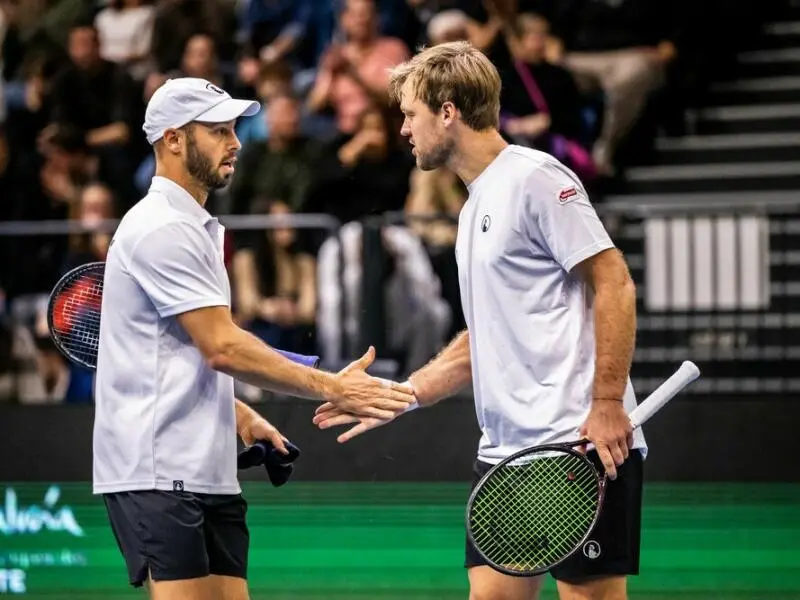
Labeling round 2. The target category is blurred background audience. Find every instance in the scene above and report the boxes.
[0,0,780,403]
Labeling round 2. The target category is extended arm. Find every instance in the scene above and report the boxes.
[178,305,334,400]
[131,221,415,419]
[408,329,471,406]
[313,329,472,441]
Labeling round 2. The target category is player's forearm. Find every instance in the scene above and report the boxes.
[235,398,260,434]
[592,279,637,401]
[210,328,339,401]
[408,330,472,406]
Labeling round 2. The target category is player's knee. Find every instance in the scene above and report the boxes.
[556,575,627,600]
[606,54,662,99]
[147,576,215,600]
[468,566,542,600]
[469,589,525,600]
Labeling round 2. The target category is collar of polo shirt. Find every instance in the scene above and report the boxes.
[149,176,214,226]
[142,77,261,145]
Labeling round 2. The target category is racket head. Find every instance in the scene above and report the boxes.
[46,262,105,370]
[466,443,605,577]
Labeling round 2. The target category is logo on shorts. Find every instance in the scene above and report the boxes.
[583,540,601,559]
[173,480,184,492]
[481,215,491,232]
[206,82,224,95]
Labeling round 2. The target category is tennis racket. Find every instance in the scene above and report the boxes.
[47,261,321,370]
[466,360,700,577]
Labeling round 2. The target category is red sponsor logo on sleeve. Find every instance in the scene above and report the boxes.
[559,186,579,203]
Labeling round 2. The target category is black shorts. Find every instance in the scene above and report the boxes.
[465,449,643,583]
[103,490,249,587]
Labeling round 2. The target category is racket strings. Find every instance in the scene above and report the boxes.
[473,461,582,568]
[50,270,104,367]
[469,451,599,573]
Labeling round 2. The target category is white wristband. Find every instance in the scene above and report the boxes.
[403,380,419,413]
[377,378,420,414]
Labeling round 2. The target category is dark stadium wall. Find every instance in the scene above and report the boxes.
[0,394,797,483]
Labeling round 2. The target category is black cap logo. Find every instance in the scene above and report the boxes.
[206,83,224,95]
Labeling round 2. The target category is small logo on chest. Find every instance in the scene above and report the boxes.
[480,215,491,232]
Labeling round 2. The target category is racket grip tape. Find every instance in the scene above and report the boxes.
[275,348,320,369]
[628,361,700,430]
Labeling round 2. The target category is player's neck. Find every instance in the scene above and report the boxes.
[449,129,508,187]
[154,164,210,207]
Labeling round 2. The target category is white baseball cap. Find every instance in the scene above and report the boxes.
[142,77,261,145]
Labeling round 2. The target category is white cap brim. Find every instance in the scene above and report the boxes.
[195,98,261,124]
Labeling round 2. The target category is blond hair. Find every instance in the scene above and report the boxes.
[388,41,501,131]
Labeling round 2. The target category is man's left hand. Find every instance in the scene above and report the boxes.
[313,403,395,443]
[239,417,289,455]
[579,399,633,481]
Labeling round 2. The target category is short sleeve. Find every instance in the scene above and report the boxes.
[128,221,229,318]
[523,161,614,273]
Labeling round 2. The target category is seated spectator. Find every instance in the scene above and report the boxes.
[500,12,594,181]
[316,220,452,372]
[425,8,469,45]
[235,60,339,145]
[232,199,317,357]
[3,127,101,404]
[237,0,314,83]
[404,166,466,337]
[461,0,518,72]
[5,126,93,309]
[149,0,237,75]
[94,0,155,80]
[235,61,294,145]
[37,124,98,216]
[228,93,324,216]
[144,32,234,116]
[547,0,679,175]
[307,105,413,226]
[46,21,140,209]
[306,0,409,136]
[62,181,116,271]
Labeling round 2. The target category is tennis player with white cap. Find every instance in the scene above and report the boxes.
[93,77,415,600]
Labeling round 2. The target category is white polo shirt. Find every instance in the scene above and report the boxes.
[455,145,647,464]
[93,176,239,495]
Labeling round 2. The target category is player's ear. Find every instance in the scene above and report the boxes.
[162,129,182,154]
[441,101,457,127]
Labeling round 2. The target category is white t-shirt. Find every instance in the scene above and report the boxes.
[93,176,239,495]
[94,6,155,64]
[455,145,647,464]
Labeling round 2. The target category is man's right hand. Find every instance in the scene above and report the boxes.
[327,346,415,420]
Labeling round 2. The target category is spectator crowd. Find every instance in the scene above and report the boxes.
[0,0,771,403]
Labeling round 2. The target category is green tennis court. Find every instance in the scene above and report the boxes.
[3,482,798,599]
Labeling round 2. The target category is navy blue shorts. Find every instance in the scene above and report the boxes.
[465,449,643,582]
[103,490,249,587]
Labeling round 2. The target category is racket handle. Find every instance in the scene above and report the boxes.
[628,361,700,430]
[275,348,321,369]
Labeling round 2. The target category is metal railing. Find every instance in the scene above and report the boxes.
[1,199,797,397]
[600,198,798,395]
[0,214,348,395]
[367,201,798,397]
